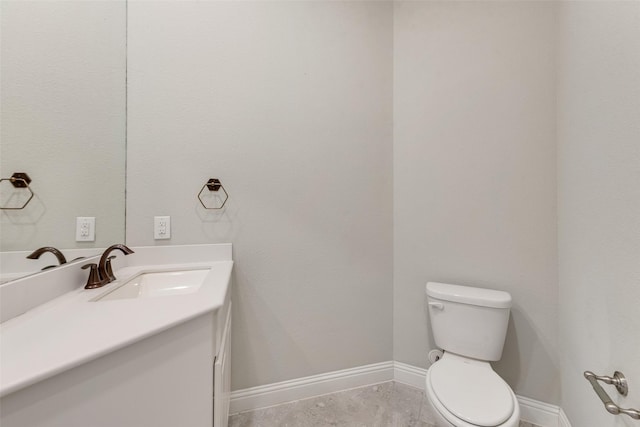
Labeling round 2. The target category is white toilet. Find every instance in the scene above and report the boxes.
[425,282,520,427]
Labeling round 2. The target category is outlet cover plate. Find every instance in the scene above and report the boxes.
[76,217,95,242]
[154,216,171,240]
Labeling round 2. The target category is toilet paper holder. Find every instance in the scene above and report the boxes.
[584,371,640,420]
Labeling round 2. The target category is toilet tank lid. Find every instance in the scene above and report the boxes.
[426,282,511,308]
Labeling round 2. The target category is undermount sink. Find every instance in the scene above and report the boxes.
[93,268,210,301]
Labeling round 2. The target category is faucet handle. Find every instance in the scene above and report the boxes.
[104,256,117,283]
[82,263,103,289]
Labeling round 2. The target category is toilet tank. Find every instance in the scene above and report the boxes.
[426,282,511,362]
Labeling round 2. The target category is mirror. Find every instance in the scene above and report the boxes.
[0,0,127,281]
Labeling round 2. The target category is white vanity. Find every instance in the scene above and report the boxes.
[0,244,233,427]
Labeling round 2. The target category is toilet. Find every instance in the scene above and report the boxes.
[425,282,520,427]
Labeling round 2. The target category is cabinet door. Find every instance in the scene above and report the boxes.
[214,301,232,427]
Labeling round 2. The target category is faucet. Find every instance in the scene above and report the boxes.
[83,244,134,289]
[27,247,67,269]
[98,244,134,284]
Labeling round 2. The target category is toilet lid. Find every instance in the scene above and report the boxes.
[429,357,513,426]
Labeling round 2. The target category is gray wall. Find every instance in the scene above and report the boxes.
[557,2,640,425]
[126,1,394,390]
[393,1,559,403]
[126,3,640,411]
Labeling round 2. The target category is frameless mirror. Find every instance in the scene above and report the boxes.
[0,0,127,282]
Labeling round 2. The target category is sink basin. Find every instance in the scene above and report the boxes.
[93,268,210,301]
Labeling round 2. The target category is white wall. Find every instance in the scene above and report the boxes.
[0,0,126,251]
[557,2,640,426]
[126,1,394,390]
[393,1,559,403]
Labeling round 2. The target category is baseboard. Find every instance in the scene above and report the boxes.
[558,408,572,427]
[231,361,569,427]
[393,361,428,389]
[229,361,394,414]
[516,395,561,427]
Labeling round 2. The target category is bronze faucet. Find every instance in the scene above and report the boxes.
[27,247,67,269]
[83,244,135,289]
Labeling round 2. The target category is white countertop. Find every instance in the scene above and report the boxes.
[0,246,233,398]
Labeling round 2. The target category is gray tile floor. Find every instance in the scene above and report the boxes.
[228,381,541,427]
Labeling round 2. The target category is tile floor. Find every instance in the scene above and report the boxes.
[228,381,541,427]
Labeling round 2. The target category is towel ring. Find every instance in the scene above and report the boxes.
[0,173,34,210]
[198,178,229,210]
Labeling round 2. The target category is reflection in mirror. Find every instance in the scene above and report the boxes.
[0,0,127,282]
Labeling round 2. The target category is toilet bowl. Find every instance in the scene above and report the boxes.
[425,282,520,427]
[425,353,520,427]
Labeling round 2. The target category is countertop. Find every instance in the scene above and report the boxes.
[0,258,233,397]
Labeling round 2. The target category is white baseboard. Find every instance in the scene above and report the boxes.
[558,409,572,427]
[231,361,571,427]
[393,361,428,389]
[229,361,394,414]
[516,395,562,427]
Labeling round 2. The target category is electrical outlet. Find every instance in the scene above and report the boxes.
[154,216,171,240]
[76,217,95,242]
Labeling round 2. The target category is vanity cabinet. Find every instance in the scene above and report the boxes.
[0,297,232,427]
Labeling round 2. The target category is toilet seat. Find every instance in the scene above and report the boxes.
[427,354,515,427]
